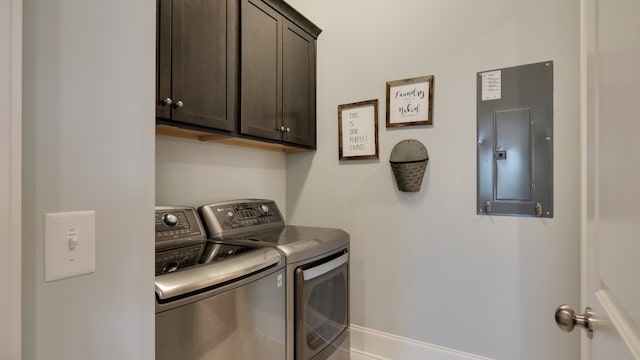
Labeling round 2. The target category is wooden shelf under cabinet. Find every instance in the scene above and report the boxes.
[156,125,308,153]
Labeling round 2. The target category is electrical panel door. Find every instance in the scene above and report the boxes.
[477,61,553,218]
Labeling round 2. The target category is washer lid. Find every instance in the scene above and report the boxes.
[155,247,282,301]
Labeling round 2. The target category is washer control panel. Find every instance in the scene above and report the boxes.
[155,206,206,248]
[198,199,285,238]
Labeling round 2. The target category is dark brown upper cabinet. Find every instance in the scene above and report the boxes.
[156,0,238,132]
[240,0,321,148]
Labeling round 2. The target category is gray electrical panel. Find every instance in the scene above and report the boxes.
[477,61,553,218]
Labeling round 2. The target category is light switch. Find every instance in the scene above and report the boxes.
[45,210,96,281]
[68,232,78,251]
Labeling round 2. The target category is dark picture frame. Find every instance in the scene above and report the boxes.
[338,99,379,160]
[386,75,434,127]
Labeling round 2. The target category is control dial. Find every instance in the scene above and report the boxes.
[162,213,179,227]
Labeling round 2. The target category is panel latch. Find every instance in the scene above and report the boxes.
[494,150,507,160]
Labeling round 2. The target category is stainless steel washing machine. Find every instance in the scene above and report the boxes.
[154,206,286,360]
[199,199,350,360]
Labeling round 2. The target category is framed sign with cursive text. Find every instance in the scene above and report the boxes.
[338,99,379,160]
[386,75,434,127]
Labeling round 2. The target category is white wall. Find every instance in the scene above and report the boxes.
[22,1,155,359]
[285,1,581,359]
[156,136,287,213]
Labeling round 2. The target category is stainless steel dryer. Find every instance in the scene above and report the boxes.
[154,206,286,360]
[199,200,351,360]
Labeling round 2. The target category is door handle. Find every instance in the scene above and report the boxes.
[555,304,594,339]
[301,253,348,281]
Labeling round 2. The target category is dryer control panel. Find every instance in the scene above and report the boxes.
[198,199,285,238]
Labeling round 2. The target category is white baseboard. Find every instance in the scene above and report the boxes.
[350,324,494,360]
[350,348,391,360]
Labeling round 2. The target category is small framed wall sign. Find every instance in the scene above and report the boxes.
[386,75,434,127]
[338,99,379,160]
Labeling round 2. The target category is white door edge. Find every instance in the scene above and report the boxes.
[579,1,589,360]
[580,0,640,358]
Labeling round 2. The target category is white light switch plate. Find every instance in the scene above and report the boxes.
[45,210,96,281]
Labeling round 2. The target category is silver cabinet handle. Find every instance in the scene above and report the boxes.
[161,97,173,106]
[555,304,594,339]
[173,100,184,109]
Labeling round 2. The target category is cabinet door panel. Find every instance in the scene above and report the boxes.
[172,0,235,130]
[283,20,315,147]
[156,0,172,120]
[240,0,282,141]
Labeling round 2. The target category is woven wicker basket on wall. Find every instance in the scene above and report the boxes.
[390,139,429,192]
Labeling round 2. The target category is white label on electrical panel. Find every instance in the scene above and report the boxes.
[481,70,502,101]
[277,274,283,288]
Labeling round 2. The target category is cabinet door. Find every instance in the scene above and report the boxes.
[156,0,172,120]
[240,0,283,142]
[282,20,316,148]
[170,0,236,131]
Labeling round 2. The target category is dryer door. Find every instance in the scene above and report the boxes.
[295,250,349,360]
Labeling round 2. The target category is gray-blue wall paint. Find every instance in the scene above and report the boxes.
[285,0,581,359]
[22,1,156,358]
